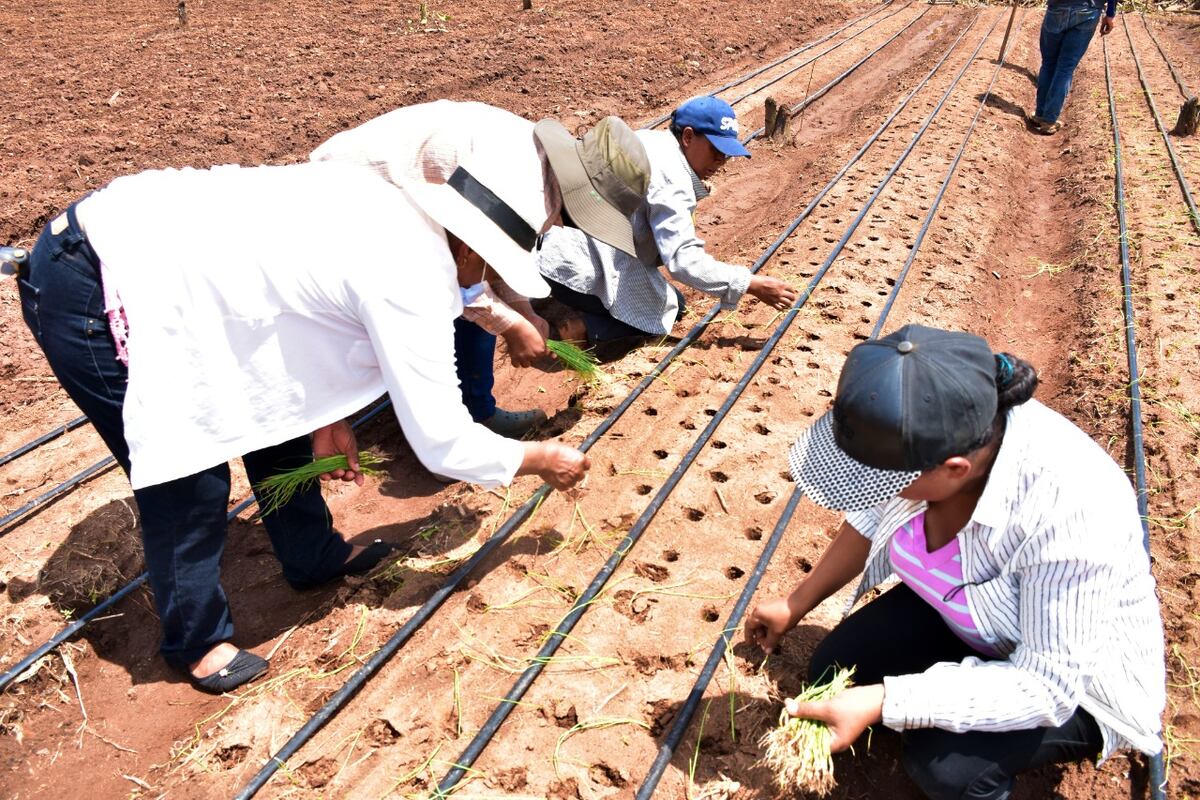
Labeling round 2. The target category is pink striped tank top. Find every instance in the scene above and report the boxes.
[889,513,999,657]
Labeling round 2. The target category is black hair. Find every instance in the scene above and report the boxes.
[668,120,685,142]
[959,352,1038,454]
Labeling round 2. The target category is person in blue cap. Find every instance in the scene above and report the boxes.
[536,96,796,359]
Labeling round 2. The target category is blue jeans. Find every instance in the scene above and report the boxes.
[454,318,497,422]
[809,584,1103,799]
[1036,4,1102,124]
[18,204,352,667]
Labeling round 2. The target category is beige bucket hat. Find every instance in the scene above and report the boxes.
[534,115,651,256]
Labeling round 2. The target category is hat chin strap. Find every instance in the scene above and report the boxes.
[447,167,537,252]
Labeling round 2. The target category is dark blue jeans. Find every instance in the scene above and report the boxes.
[809,584,1103,800]
[545,277,686,343]
[454,317,497,422]
[1035,4,1102,124]
[18,204,352,667]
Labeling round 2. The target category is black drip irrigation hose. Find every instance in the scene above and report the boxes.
[1140,13,1193,101]
[434,17,998,794]
[637,13,1018,796]
[0,397,394,695]
[642,1,898,129]
[744,6,935,142]
[0,415,89,468]
[1122,16,1200,236]
[1103,37,1167,800]
[230,14,974,797]
[719,3,914,113]
[0,456,118,535]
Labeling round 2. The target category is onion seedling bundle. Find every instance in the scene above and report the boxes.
[758,666,855,796]
[546,339,606,382]
[254,452,386,516]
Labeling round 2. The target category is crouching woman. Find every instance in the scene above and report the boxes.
[745,324,1164,799]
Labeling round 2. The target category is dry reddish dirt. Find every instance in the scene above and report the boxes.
[2,2,1199,799]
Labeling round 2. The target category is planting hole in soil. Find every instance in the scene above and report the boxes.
[710,470,729,483]
[712,440,727,449]
[725,566,745,580]
[746,526,764,541]
[685,507,705,522]
[663,549,679,563]
[636,484,652,495]
[653,448,668,459]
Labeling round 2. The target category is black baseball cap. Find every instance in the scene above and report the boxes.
[787,325,998,511]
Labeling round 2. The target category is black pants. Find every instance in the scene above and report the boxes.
[809,584,1103,800]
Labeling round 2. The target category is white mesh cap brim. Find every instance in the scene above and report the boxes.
[787,412,921,512]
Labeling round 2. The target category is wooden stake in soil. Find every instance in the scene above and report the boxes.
[998,2,1019,63]
[1172,96,1199,137]
[763,97,790,142]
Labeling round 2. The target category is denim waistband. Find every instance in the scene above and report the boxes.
[53,201,102,277]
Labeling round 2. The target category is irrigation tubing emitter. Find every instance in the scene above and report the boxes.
[0,415,90,469]
[1122,16,1200,236]
[743,5,935,142]
[1103,36,1167,800]
[1140,13,1192,102]
[634,486,803,800]
[636,13,1020,794]
[231,16,988,798]
[0,397,394,694]
[642,0,898,129]
[434,18,997,793]
[0,456,118,536]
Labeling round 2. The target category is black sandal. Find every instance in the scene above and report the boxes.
[189,649,269,694]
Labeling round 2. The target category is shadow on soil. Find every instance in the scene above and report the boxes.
[981,91,1029,121]
[646,630,1113,799]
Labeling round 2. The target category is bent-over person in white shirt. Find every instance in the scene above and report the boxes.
[312,100,650,438]
[16,141,592,693]
[745,324,1165,798]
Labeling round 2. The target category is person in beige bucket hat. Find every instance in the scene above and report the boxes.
[312,100,650,441]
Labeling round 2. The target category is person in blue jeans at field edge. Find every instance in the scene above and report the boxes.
[312,101,651,440]
[1027,0,1115,135]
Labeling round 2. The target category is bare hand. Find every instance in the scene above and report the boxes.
[504,318,550,368]
[748,275,798,311]
[526,310,551,341]
[787,685,885,752]
[523,442,591,490]
[744,596,799,653]
[1100,15,1114,35]
[311,420,364,486]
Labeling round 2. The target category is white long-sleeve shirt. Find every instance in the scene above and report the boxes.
[537,129,750,335]
[77,162,524,490]
[843,400,1165,759]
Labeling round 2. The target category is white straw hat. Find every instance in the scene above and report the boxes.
[400,134,552,299]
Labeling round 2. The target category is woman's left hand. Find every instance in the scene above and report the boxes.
[311,420,364,486]
[787,684,886,752]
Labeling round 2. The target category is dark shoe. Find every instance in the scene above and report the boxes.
[188,649,268,694]
[480,407,547,438]
[289,539,397,590]
[340,539,397,576]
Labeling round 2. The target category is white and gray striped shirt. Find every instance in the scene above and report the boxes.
[537,129,751,335]
[845,400,1165,759]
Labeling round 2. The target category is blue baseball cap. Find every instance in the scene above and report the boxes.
[671,96,751,159]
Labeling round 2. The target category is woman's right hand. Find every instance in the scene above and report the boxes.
[503,317,550,368]
[521,441,591,490]
[744,595,800,653]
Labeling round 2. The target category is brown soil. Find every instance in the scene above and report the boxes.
[2,2,1198,799]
